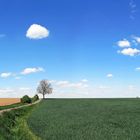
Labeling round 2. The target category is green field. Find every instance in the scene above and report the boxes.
[27,99,140,140]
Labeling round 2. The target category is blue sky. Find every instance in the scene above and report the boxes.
[0,0,140,98]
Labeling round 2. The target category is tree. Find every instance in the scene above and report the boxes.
[21,95,31,103]
[37,80,53,99]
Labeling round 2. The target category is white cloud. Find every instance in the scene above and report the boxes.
[0,72,12,78]
[117,39,131,48]
[26,24,49,39]
[21,67,44,75]
[118,48,140,56]
[132,36,140,43]
[107,74,113,78]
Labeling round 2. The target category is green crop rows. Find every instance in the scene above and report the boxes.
[27,99,140,140]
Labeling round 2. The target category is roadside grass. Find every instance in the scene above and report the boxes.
[0,103,24,111]
[0,104,40,140]
[28,99,140,140]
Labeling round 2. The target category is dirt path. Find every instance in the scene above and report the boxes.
[0,99,42,115]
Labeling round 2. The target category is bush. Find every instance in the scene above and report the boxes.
[20,95,31,104]
[32,94,39,103]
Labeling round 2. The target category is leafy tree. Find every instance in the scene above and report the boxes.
[21,95,31,103]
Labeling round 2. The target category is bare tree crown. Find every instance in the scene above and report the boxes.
[37,80,53,98]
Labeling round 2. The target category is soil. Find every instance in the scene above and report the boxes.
[0,98,20,106]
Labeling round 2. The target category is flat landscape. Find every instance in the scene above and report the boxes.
[27,99,140,140]
[0,98,20,106]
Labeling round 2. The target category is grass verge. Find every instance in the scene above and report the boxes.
[0,104,40,140]
[0,103,24,111]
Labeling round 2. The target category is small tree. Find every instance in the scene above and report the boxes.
[37,80,53,99]
[32,94,39,102]
[21,95,31,103]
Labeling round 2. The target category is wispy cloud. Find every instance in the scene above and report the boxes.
[132,35,140,44]
[81,79,88,82]
[56,81,89,89]
[106,74,113,78]
[106,73,113,78]
[0,87,33,98]
[21,67,45,75]
[15,76,21,80]
[135,67,140,71]
[129,0,137,20]
[50,80,89,89]
[99,86,111,90]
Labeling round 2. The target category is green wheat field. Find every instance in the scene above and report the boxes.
[26,99,140,140]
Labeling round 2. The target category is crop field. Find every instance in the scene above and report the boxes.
[27,99,140,140]
[0,98,20,106]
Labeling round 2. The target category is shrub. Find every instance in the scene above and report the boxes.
[32,94,39,103]
[20,95,31,104]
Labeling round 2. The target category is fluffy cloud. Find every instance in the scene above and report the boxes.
[118,48,140,56]
[117,39,131,48]
[0,72,12,78]
[21,67,44,75]
[107,74,113,78]
[26,24,49,39]
[116,35,140,56]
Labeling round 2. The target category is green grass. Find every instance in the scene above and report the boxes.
[0,104,40,140]
[0,103,23,111]
[28,99,140,140]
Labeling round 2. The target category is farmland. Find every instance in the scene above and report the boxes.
[0,98,20,106]
[27,99,140,140]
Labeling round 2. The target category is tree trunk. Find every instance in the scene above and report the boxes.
[43,94,45,99]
